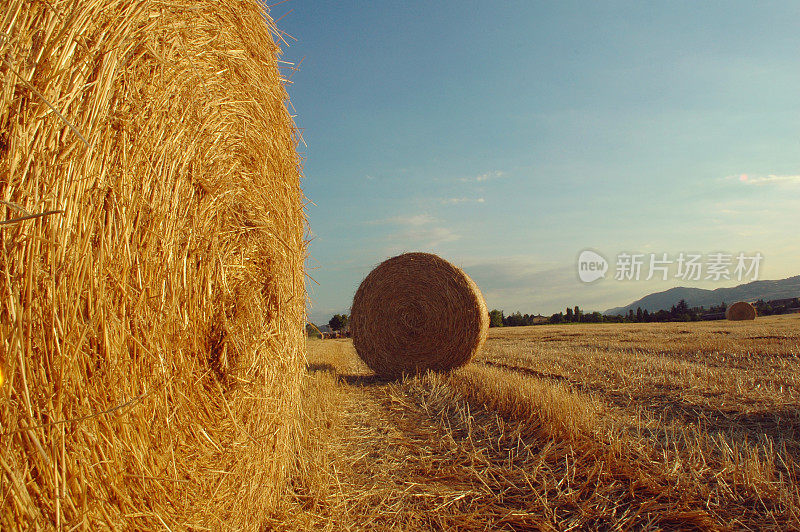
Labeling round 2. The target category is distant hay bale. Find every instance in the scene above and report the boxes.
[351,253,489,377]
[0,1,304,529]
[726,301,757,321]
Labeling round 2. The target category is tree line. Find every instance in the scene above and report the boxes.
[489,296,800,327]
[490,300,706,327]
[489,306,606,327]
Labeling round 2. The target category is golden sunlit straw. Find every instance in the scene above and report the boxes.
[351,252,489,378]
[0,0,305,528]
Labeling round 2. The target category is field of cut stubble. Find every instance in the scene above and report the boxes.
[274,315,800,531]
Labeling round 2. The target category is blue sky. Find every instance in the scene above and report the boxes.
[273,1,800,324]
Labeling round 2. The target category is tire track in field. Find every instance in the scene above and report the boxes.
[320,367,720,531]
[324,377,496,531]
[302,340,490,529]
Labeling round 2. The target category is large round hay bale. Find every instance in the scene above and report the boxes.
[726,301,757,321]
[0,1,304,528]
[351,253,489,377]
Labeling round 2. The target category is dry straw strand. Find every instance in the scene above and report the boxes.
[0,0,305,529]
[726,301,757,321]
[351,253,489,378]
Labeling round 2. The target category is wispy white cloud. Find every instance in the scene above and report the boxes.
[726,173,800,185]
[711,196,795,218]
[441,197,485,205]
[368,213,436,226]
[459,170,505,183]
[368,213,459,248]
[398,225,460,247]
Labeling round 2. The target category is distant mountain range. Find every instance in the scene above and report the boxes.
[604,275,800,316]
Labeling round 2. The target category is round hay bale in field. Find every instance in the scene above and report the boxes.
[351,253,489,377]
[726,301,757,321]
[0,1,304,528]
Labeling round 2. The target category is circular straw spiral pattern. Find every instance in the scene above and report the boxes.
[726,301,757,321]
[351,252,489,378]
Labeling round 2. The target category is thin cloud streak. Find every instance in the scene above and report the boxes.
[367,213,436,226]
[728,174,800,186]
[368,213,460,248]
[397,226,460,247]
[441,197,485,205]
[459,170,505,183]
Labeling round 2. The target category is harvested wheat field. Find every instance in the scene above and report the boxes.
[276,314,800,530]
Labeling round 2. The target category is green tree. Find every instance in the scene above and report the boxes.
[584,311,603,323]
[329,314,349,331]
[488,309,504,327]
[671,299,690,321]
[565,307,574,322]
[504,311,525,327]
